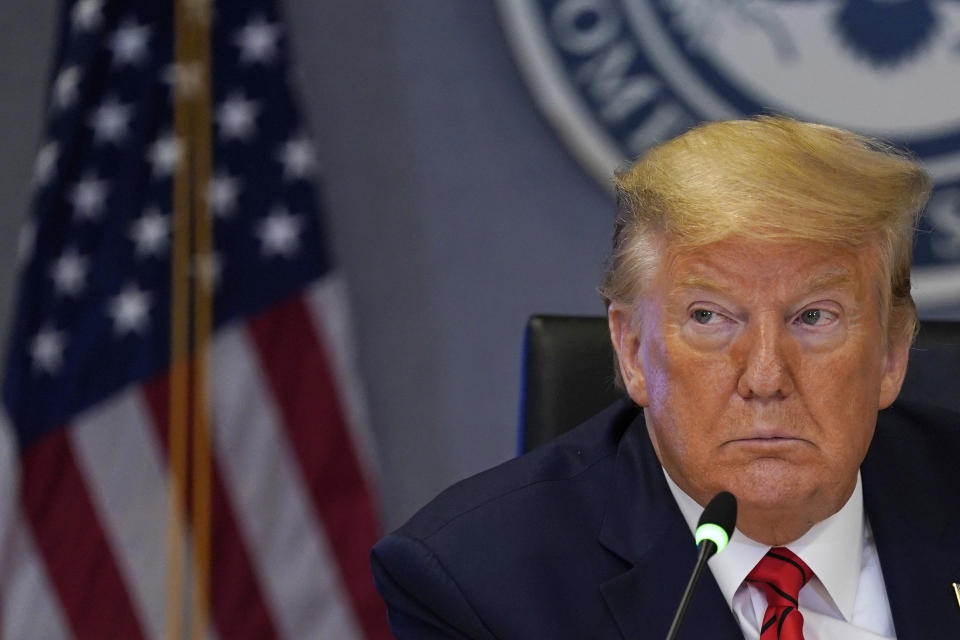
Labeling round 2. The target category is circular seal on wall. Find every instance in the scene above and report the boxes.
[496,0,960,309]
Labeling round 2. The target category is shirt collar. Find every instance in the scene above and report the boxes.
[663,468,864,621]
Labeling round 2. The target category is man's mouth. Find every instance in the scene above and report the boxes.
[725,435,808,447]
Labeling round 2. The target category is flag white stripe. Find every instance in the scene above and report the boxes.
[211,324,363,640]
[68,387,170,640]
[0,517,71,640]
[0,412,70,640]
[305,276,379,488]
[68,386,220,640]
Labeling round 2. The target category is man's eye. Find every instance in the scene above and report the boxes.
[797,309,834,326]
[800,309,821,325]
[692,309,715,324]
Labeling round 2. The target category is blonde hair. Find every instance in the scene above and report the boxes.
[600,115,931,344]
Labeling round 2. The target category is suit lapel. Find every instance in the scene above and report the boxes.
[597,413,742,639]
[862,404,960,639]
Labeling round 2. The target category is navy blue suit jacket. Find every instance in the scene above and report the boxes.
[371,399,960,639]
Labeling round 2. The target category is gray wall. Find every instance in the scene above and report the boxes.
[287,1,612,527]
[0,2,57,349]
[0,1,611,529]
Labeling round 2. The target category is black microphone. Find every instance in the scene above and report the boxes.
[664,491,737,640]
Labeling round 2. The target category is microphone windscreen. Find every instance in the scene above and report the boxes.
[694,491,737,553]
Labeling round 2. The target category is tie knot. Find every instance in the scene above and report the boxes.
[746,547,812,608]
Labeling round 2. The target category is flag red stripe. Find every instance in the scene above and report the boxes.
[141,374,281,640]
[247,293,391,639]
[20,428,146,640]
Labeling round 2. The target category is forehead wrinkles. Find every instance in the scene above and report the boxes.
[663,247,863,303]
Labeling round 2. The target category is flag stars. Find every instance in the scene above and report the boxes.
[71,0,104,33]
[49,248,90,297]
[69,173,109,220]
[109,20,151,66]
[147,132,183,177]
[277,136,317,181]
[234,16,282,65]
[108,283,152,336]
[129,207,170,257]
[89,97,133,144]
[30,325,66,375]
[216,92,259,141]
[207,171,242,218]
[256,208,303,257]
[52,66,82,112]
[33,142,59,186]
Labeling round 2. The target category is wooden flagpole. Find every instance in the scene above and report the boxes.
[169,0,213,638]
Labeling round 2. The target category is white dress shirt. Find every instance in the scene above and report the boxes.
[664,470,896,639]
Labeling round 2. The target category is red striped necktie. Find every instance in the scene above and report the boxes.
[746,547,812,639]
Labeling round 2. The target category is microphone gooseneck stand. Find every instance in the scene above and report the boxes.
[664,491,738,640]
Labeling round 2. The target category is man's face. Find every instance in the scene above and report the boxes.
[609,238,910,542]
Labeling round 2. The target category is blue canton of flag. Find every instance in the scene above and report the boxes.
[0,1,389,638]
[5,0,328,445]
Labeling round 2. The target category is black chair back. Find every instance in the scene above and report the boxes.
[519,314,960,453]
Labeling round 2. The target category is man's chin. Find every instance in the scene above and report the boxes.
[725,468,855,536]
[726,462,819,511]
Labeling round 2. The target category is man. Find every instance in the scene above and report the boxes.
[371,117,960,639]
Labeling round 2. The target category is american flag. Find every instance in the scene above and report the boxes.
[0,0,390,638]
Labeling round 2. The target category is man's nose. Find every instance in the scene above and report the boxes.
[736,318,795,399]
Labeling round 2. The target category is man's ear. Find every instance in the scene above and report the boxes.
[608,302,649,407]
[878,330,910,410]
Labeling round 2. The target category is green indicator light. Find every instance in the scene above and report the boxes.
[695,523,730,553]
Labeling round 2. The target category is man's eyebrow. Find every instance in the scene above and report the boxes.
[797,270,856,296]
[671,274,726,293]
